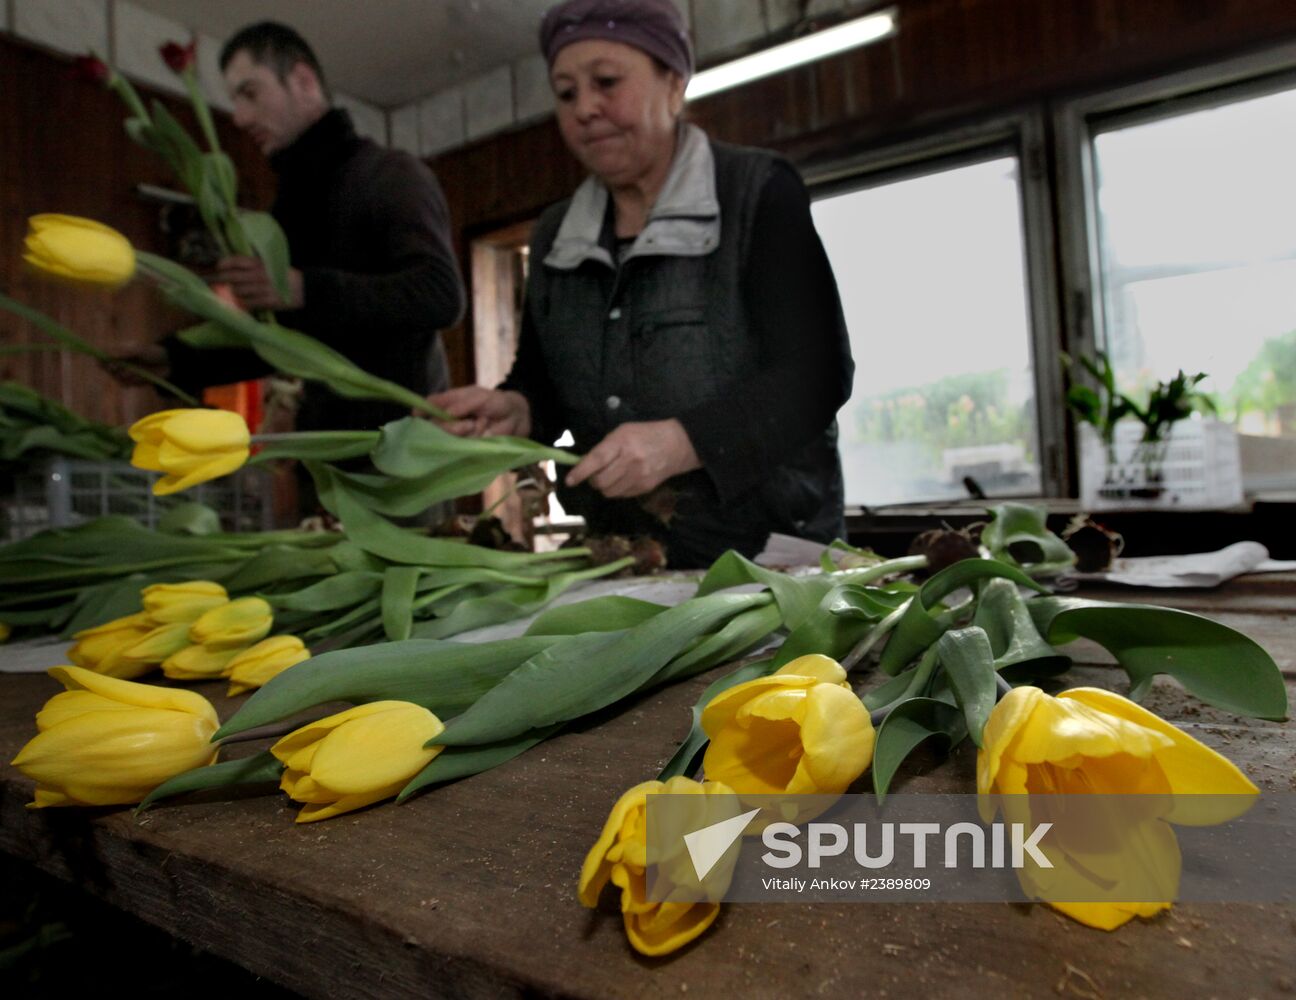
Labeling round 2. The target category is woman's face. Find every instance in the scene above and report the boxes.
[550,40,685,189]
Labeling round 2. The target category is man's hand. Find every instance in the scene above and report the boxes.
[566,420,701,498]
[427,386,532,438]
[213,255,304,311]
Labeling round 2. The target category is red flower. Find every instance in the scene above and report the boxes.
[72,54,110,85]
[160,39,197,74]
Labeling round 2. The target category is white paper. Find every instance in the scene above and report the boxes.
[1073,540,1282,588]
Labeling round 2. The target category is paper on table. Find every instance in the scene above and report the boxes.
[1073,541,1296,588]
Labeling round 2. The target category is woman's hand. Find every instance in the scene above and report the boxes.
[427,386,532,438]
[566,419,700,498]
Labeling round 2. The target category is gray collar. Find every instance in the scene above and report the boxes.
[544,123,720,270]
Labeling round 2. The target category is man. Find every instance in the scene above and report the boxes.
[162,21,465,434]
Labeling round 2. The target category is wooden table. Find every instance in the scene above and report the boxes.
[2,574,1293,999]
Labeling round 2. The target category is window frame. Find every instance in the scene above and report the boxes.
[804,109,1067,507]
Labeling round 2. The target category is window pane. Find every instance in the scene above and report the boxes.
[812,157,1041,506]
[1092,87,1296,493]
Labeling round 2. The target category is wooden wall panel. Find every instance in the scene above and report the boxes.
[0,36,273,426]
[428,0,1296,384]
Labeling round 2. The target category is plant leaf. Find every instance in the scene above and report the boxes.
[971,577,1070,678]
[213,635,564,739]
[381,566,420,641]
[239,210,292,301]
[525,595,668,635]
[879,558,1046,676]
[396,726,561,803]
[934,626,998,747]
[138,750,283,811]
[1028,596,1288,720]
[438,592,771,746]
[981,503,1077,577]
[872,697,966,801]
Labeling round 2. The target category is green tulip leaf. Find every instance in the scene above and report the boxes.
[652,600,783,684]
[239,210,292,302]
[872,697,967,801]
[138,750,284,812]
[972,577,1070,678]
[525,595,668,635]
[371,416,577,478]
[934,626,998,747]
[213,635,564,739]
[879,559,1046,676]
[982,503,1077,577]
[656,657,781,782]
[1028,596,1288,720]
[269,571,383,612]
[156,502,221,536]
[412,557,634,640]
[438,592,772,746]
[381,566,420,641]
[397,726,561,803]
[861,665,920,711]
[217,545,337,593]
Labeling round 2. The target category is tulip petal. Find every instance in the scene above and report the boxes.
[579,782,659,907]
[294,781,407,823]
[35,690,135,732]
[624,902,720,956]
[309,707,444,794]
[1059,688,1259,811]
[49,666,219,725]
[774,654,847,685]
[796,683,875,794]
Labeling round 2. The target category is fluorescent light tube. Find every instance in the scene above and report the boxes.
[685,7,898,101]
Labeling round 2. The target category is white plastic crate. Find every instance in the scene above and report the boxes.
[1079,419,1243,510]
[1,458,273,541]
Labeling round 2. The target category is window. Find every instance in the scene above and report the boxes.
[1082,81,1296,493]
[810,127,1059,508]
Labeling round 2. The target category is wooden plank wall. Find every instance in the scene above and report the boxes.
[0,36,273,426]
[430,0,1296,386]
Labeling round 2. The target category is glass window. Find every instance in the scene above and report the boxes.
[812,155,1042,507]
[1091,84,1296,492]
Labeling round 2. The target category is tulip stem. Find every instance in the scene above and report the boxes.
[995,672,1014,698]
[215,717,325,746]
[842,602,907,672]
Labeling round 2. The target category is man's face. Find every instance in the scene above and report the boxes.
[224,49,318,155]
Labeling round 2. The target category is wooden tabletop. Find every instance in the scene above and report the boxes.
[2,574,1293,1000]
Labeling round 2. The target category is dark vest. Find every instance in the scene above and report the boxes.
[527,139,846,568]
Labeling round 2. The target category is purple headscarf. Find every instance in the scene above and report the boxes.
[539,0,694,80]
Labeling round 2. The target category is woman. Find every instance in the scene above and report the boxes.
[432,0,853,568]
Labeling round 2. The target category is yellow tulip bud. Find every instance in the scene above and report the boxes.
[23,214,136,288]
[161,643,241,681]
[141,581,228,624]
[67,611,157,680]
[701,654,875,806]
[10,666,219,807]
[188,596,272,650]
[128,409,250,496]
[978,686,1260,930]
[270,701,444,823]
[578,777,737,956]
[226,636,310,697]
[110,622,194,677]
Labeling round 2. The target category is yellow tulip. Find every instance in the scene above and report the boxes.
[23,214,136,288]
[270,701,444,823]
[141,581,228,623]
[188,596,272,650]
[67,611,158,679]
[10,665,219,807]
[226,636,310,696]
[579,777,738,957]
[978,686,1259,930]
[701,654,875,803]
[110,622,195,677]
[161,643,241,681]
[129,409,250,496]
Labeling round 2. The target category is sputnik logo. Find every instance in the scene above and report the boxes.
[683,807,762,880]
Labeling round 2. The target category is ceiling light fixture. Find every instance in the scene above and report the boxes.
[685,6,898,102]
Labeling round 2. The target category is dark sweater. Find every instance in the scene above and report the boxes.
[168,109,465,431]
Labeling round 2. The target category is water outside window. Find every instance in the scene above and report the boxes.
[1092,86,1296,492]
[812,156,1041,507]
